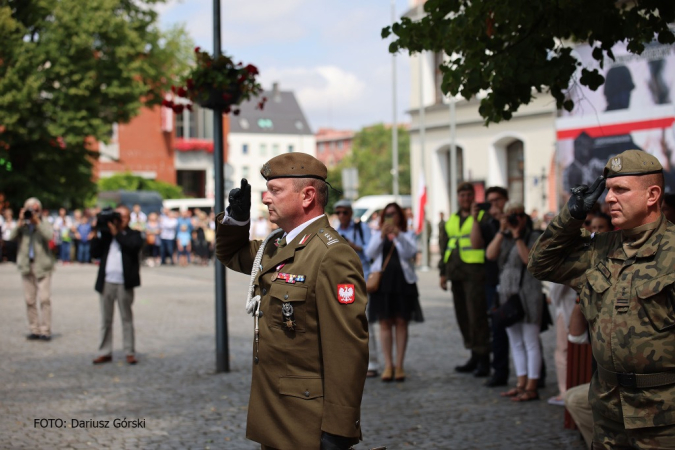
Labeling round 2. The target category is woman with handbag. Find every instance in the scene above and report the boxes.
[365,203,423,382]
[486,202,543,402]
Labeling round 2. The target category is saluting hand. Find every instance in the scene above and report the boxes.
[227,178,251,222]
[568,175,606,220]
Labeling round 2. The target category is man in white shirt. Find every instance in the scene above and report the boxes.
[90,206,143,365]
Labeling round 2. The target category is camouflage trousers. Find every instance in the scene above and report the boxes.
[592,409,675,449]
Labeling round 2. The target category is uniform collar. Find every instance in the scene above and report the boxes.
[608,214,665,260]
[262,215,329,274]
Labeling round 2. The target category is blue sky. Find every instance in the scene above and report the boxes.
[158,0,412,132]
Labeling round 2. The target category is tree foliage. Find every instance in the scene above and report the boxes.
[0,0,193,210]
[383,0,675,124]
[327,124,410,212]
[98,172,185,200]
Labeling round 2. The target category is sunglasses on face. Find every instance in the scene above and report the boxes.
[335,210,350,216]
[384,213,396,218]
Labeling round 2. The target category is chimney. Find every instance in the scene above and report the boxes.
[272,82,281,103]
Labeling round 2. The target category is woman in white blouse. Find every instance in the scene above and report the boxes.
[365,203,424,382]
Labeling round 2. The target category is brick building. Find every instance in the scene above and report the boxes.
[315,128,354,168]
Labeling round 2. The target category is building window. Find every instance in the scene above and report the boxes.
[242,143,249,155]
[288,145,294,153]
[242,166,250,179]
[445,146,464,194]
[337,140,343,149]
[175,110,185,138]
[260,143,267,156]
[272,144,280,155]
[507,140,525,204]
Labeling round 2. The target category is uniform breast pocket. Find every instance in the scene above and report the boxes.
[583,268,611,323]
[635,273,675,332]
[269,283,308,332]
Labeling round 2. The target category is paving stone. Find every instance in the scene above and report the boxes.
[0,260,585,449]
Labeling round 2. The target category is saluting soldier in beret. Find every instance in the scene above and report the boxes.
[215,153,369,450]
[529,149,675,448]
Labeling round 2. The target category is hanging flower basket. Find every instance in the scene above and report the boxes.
[162,47,266,115]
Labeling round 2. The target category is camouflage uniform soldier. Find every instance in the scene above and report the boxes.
[529,149,675,449]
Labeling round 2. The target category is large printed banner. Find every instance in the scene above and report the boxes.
[556,41,675,197]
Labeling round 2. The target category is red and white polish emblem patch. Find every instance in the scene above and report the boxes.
[337,284,355,304]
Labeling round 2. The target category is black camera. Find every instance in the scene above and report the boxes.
[24,210,33,220]
[477,202,491,211]
[507,213,522,226]
[96,207,121,231]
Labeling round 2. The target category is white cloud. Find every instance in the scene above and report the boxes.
[261,66,366,110]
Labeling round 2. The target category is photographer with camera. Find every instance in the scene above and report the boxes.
[90,206,143,365]
[486,202,543,402]
[10,197,55,341]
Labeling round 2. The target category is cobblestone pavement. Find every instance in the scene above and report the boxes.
[0,260,586,450]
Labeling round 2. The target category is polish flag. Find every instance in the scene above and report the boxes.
[415,171,427,235]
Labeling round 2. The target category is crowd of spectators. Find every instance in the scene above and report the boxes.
[0,203,223,267]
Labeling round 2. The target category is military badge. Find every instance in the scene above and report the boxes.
[262,162,272,177]
[337,284,355,304]
[281,302,296,330]
[611,157,622,172]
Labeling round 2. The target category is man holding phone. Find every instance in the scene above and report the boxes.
[470,187,512,387]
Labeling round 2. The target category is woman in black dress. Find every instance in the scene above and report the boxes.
[365,203,423,382]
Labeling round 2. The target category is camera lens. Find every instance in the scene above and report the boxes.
[24,210,33,220]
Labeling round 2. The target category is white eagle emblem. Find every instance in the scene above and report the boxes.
[611,157,622,172]
[338,284,355,304]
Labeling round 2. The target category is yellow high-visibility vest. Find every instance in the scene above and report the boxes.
[443,210,485,264]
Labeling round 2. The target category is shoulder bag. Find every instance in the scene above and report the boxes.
[366,242,396,294]
[490,261,526,328]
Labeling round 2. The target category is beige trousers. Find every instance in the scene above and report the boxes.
[554,313,568,395]
[22,265,52,336]
[565,382,593,449]
[98,282,135,356]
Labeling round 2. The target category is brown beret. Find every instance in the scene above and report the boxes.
[260,153,328,181]
[603,149,663,179]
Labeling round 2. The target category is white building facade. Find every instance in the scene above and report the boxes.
[406,4,560,244]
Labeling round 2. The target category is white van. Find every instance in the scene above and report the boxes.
[352,195,412,224]
[162,198,215,213]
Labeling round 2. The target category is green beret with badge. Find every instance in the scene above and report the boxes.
[603,149,663,179]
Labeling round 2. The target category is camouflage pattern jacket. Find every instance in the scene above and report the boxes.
[528,204,675,430]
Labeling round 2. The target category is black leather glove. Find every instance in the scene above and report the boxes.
[226,178,251,221]
[320,432,358,450]
[568,175,606,220]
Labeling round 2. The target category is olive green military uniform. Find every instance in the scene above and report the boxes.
[215,153,369,450]
[528,150,675,449]
[438,213,490,356]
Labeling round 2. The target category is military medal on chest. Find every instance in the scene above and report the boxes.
[281,302,296,331]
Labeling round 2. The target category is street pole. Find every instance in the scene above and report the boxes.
[391,0,399,200]
[449,94,457,214]
[418,53,429,271]
[213,0,229,373]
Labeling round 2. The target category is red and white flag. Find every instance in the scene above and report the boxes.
[415,171,427,235]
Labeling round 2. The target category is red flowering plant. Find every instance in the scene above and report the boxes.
[162,47,267,115]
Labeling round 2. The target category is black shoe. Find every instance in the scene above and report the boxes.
[26,333,41,340]
[484,375,508,387]
[455,354,478,373]
[39,335,51,341]
[473,355,490,377]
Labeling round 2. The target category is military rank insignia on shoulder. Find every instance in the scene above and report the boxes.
[338,284,355,304]
[317,228,340,246]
